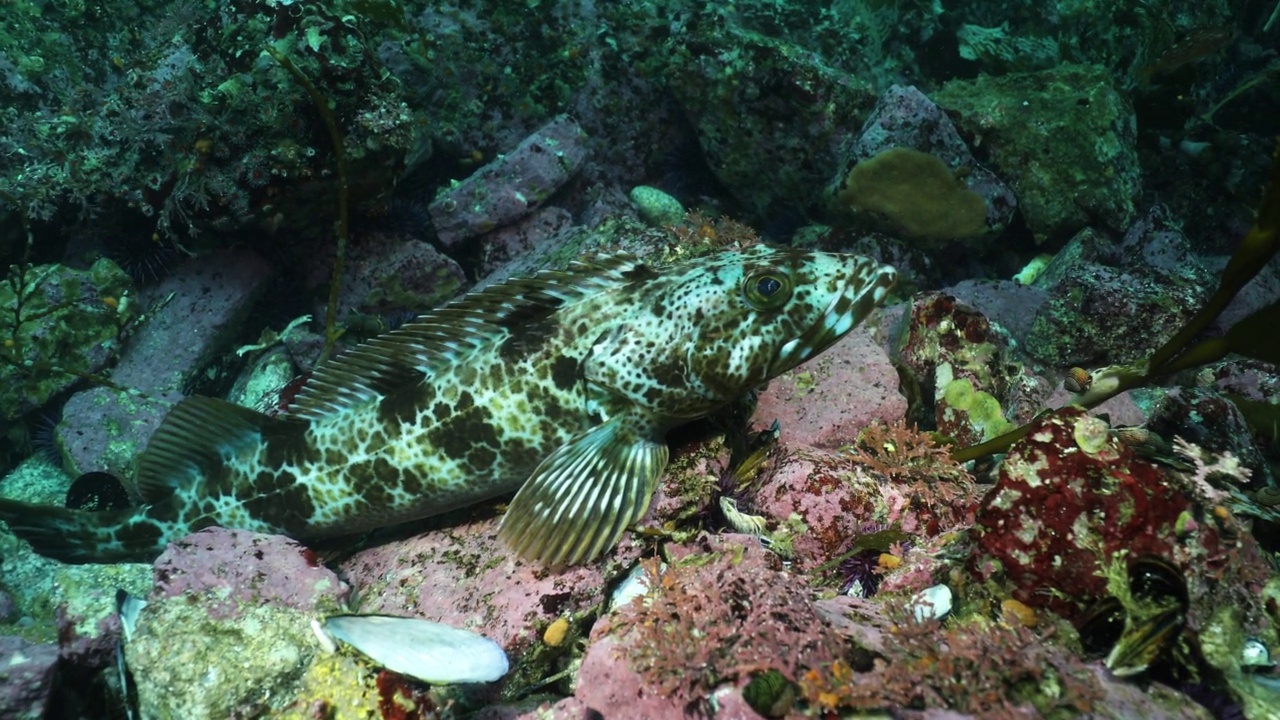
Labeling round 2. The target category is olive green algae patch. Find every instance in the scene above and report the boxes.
[838,147,988,243]
[0,258,135,421]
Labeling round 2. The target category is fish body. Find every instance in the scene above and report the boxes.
[0,244,896,564]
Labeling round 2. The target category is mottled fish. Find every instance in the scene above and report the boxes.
[0,245,896,565]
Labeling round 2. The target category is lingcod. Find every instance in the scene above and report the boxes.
[0,244,896,565]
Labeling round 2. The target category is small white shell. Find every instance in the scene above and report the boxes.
[910,584,953,623]
[1242,638,1272,668]
[324,615,509,684]
[609,562,655,612]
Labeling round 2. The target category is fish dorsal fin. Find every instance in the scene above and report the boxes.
[136,396,308,503]
[289,253,647,420]
[498,413,669,566]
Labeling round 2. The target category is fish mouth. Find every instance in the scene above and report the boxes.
[771,262,897,375]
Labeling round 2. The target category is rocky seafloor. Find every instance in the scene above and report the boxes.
[2,0,1280,718]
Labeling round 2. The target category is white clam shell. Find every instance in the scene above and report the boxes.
[1242,638,1272,668]
[323,615,509,684]
[609,561,656,612]
[910,584,953,622]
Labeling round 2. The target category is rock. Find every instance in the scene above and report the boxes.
[338,513,621,660]
[430,115,589,248]
[970,404,1278,649]
[629,186,685,228]
[934,64,1140,244]
[319,230,468,318]
[0,588,16,622]
[125,528,353,719]
[0,463,151,661]
[751,323,906,449]
[226,347,296,413]
[1025,207,1212,367]
[0,636,59,720]
[126,599,316,720]
[1026,261,1208,367]
[152,527,350,620]
[894,293,1020,447]
[56,250,273,483]
[665,24,876,220]
[752,442,975,572]
[1144,386,1268,481]
[944,278,1048,346]
[578,535,841,715]
[476,205,575,277]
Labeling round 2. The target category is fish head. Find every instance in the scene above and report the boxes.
[589,244,897,420]
[748,245,898,377]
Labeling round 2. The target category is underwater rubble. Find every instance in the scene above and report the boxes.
[1,0,1279,718]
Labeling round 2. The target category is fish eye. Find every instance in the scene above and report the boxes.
[742,271,792,310]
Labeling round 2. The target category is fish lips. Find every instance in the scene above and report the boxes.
[770,261,897,376]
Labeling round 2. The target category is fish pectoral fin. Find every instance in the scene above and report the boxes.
[498,416,669,567]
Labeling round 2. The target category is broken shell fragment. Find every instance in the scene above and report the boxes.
[741,669,798,718]
[323,615,509,684]
[609,561,654,612]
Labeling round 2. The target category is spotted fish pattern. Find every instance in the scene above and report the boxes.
[0,245,896,565]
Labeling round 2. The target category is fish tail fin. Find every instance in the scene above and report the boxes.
[0,497,180,564]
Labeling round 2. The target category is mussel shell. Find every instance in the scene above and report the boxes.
[1105,606,1185,677]
[66,471,132,512]
[1254,486,1280,507]
[1128,555,1189,609]
[1077,596,1126,657]
[742,669,797,718]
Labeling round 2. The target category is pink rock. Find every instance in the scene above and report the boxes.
[751,447,884,569]
[574,635,686,718]
[431,115,589,247]
[753,443,976,571]
[579,535,842,714]
[0,589,16,623]
[0,636,59,719]
[751,324,906,450]
[476,696,602,720]
[895,292,1021,447]
[56,604,121,667]
[152,527,350,620]
[339,514,628,654]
